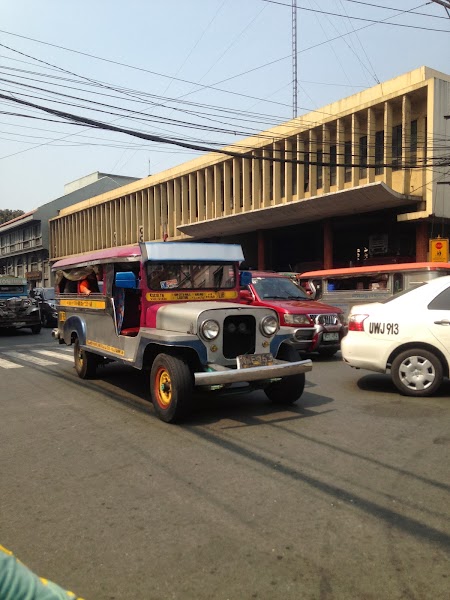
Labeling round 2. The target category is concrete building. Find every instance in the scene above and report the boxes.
[0,172,139,287]
[50,67,450,270]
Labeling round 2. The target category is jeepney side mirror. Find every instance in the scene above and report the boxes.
[239,289,253,303]
[239,271,252,286]
[115,271,139,289]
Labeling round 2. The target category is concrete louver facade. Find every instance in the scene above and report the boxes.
[50,66,450,269]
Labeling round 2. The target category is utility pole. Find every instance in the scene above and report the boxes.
[292,0,298,118]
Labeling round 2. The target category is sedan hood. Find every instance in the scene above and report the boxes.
[260,298,341,313]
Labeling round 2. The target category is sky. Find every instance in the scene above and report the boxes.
[0,0,449,212]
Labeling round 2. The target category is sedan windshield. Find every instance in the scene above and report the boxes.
[147,262,236,291]
[252,277,309,300]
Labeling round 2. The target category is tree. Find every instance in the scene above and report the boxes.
[0,209,25,225]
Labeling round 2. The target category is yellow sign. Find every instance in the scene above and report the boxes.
[59,311,66,323]
[429,238,449,262]
[60,299,106,309]
[87,340,125,356]
[146,290,238,302]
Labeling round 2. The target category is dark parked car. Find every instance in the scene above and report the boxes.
[30,287,58,327]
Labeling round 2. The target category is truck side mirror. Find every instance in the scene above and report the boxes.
[239,289,253,303]
[115,272,139,289]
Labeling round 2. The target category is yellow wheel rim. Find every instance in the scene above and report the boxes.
[155,367,172,408]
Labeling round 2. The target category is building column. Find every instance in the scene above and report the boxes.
[416,221,428,261]
[322,124,330,194]
[336,119,345,190]
[257,230,265,270]
[383,101,393,188]
[351,113,360,187]
[367,107,376,184]
[323,220,333,269]
[402,94,412,195]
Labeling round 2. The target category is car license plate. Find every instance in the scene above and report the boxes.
[237,353,274,369]
[323,332,339,341]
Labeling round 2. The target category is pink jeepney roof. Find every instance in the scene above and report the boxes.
[300,262,450,278]
[52,245,141,269]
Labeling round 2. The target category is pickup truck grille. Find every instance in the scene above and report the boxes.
[309,313,340,326]
[223,315,256,358]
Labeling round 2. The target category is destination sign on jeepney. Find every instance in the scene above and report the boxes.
[0,276,27,285]
[146,290,238,302]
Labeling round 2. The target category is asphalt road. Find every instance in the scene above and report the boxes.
[1,328,449,600]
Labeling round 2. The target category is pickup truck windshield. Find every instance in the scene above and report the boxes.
[146,262,236,291]
[252,277,309,300]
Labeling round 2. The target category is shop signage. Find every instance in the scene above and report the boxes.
[429,238,449,262]
[25,271,42,281]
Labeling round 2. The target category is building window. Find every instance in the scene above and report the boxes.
[316,149,323,189]
[304,152,310,192]
[375,130,384,175]
[410,119,417,166]
[330,145,337,186]
[291,138,297,196]
[344,140,352,183]
[392,124,402,171]
[359,135,367,179]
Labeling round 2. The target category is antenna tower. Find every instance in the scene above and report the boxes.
[292,0,298,118]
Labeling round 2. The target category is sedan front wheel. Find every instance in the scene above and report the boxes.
[391,348,443,397]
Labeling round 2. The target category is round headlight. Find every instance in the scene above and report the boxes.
[201,319,220,340]
[260,315,279,337]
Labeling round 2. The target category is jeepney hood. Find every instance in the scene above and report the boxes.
[149,301,272,333]
[257,298,342,314]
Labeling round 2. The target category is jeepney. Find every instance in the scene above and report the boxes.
[0,275,41,334]
[298,262,450,321]
[52,242,313,423]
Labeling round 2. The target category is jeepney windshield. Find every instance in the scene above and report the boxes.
[146,262,236,291]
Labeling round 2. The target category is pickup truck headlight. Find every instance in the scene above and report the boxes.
[200,319,220,340]
[260,315,279,337]
[284,314,312,326]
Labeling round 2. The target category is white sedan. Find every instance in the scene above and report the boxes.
[341,275,450,397]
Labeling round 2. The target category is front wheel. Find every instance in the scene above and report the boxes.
[41,313,48,327]
[264,344,305,404]
[31,324,41,335]
[150,354,193,423]
[391,348,443,397]
[74,337,98,379]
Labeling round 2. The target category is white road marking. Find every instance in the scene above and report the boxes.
[4,351,57,366]
[34,349,73,362]
[0,357,23,369]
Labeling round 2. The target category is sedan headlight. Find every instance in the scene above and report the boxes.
[200,319,220,340]
[284,313,312,326]
[260,315,279,337]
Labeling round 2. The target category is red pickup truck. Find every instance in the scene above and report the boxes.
[239,271,346,357]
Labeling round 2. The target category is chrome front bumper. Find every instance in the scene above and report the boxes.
[194,358,313,386]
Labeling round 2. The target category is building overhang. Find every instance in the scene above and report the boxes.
[178,182,422,239]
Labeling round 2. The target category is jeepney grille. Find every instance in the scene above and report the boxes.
[309,313,340,326]
[223,315,256,359]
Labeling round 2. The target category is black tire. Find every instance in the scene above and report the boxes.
[31,325,41,335]
[318,347,338,358]
[150,354,193,423]
[41,313,48,327]
[74,337,98,379]
[264,344,305,404]
[391,348,443,397]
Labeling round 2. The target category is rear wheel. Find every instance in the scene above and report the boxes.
[74,337,98,379]
[391,348,443,397]
[150,354,193,423]
[264,344,305,404]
